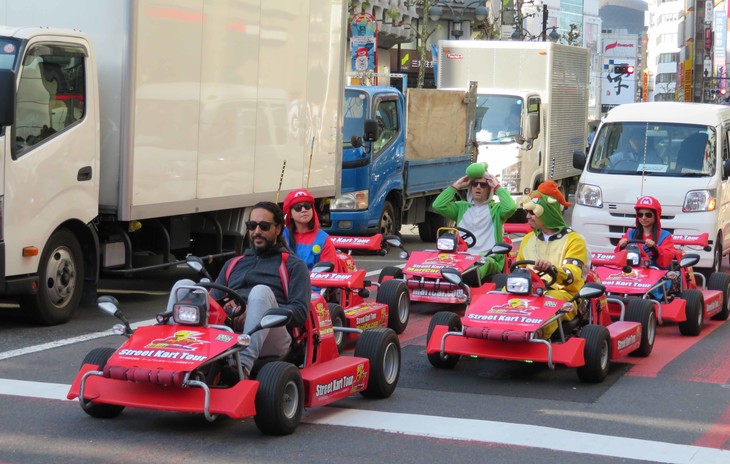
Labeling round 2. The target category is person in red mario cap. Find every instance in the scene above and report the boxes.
[282,189,338,271]
[616,195,675,268]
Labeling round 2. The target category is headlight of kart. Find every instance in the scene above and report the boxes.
[173,304,203,325]
[626,250,641,267]
[683,189,716,212]
[500,162,521,194]
[331,190,369,210]
[506,275,531,295]
[171,286,209,325]
[576,183,602,208]
[437,234,458,251]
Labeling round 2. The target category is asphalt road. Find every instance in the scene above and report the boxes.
[0,229,729,464]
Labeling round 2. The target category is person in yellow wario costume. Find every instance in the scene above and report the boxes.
[517,180,589,339]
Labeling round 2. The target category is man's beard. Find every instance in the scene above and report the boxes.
[252,234,277,254]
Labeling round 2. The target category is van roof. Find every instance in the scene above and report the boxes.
[604,102,730,126]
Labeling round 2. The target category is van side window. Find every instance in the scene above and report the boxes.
[372,99,398,158]
[15,44,86,157]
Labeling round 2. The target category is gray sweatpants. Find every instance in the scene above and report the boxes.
[240,285,292,373]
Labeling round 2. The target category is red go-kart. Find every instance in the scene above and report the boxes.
[311,234,410,352]
[425,259,655,383]
[67,257,401,435]
[591,233,730,337]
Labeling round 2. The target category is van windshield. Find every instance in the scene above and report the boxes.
[588,122,715,177]
[0,38,20,70]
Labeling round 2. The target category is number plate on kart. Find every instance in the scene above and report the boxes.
[412,289,465,298]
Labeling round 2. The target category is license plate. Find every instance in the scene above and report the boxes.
[411,289,464,298]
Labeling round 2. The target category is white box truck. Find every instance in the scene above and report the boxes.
[437,40,589,216]
[0,0,346,324]
[572,102,730,274]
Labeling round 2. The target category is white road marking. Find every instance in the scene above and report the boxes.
[0,379,727,464]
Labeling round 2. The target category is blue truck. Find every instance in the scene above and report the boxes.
[323,84,476,241]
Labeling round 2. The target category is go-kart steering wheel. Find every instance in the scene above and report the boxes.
[456,226,477,249]
[195,282,246,317]
[509,259,557,288]
[619,238,646,249]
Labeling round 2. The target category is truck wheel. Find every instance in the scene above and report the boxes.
[79,347,125,419]
[21,228,84,326]
[376,280,410,334]
[426,312,462,369]
[378,266,403,284]
[254,361,304,435]
[708,272,730,320]
[354,328,401,398]
[576,324,610,383]
[379,201,397,236]
[625,299,656,357]
[417,212,449,242]
[678,289,705,336]
[328,303,346,353]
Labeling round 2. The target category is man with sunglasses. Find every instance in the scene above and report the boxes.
[432,162,517,282]
[213,201,311,379]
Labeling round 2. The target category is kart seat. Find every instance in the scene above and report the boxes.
[250,327,306,378]
[103,365,186,387]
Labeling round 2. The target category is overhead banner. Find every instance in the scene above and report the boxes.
[351,12,377,73]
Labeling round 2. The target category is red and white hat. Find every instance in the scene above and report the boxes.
[634,195,662,228]
[356,47,369,58]
[283,189,317,227]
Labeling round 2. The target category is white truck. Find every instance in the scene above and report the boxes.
[437,40,589,215]
[0,0,346,325]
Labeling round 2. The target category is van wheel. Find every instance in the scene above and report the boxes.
[21,228,84,326]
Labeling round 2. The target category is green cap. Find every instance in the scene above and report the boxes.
[466,162,488,179]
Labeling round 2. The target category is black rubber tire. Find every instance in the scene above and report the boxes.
[426,311,462,369]
[376,280,410,334]
[417,212,447,242]
[379,201,397,237]
[678,289,705,336]
[21,228,84,326]
[378,266,403,284]
[625,299,656,357]
[576,324,611,383]
[354,328,401,398]
[328,303,346,353]
[254,362,304,435]
[79,347,125,418]
[708,272,730,321]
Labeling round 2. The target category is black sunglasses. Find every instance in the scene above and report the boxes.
[245,220,275,231]
[637,212,654,219]
[470,181,489,188]
[292,202,313,213]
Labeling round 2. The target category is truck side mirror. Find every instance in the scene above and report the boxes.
[573,150,587,170]
[524,112,539,140]
[0,69,16,127]
[363,119,379,142]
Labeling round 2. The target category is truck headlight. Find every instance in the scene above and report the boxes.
[576,183,603,208]
[683,190,716,212]
[500,163,521,194]
[331,190,369,211]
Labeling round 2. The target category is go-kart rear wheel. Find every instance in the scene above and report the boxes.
[678,289,705,336]
[708,272,730,321]
[625,299,656,357]
[328,303,346,353]
[79,347,125,418]
[427,312,462,369]
[378,266,403,284]
[576,325,610,383]
[376,280,410,334]
[254,361,304,435]
[354,328,401,398]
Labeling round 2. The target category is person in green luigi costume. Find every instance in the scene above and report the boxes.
[431,162,517,282]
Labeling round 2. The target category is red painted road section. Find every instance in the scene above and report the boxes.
[693,400,730,450]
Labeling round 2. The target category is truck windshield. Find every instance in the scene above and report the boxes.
[588,122,716,177]
[0,38,20,70]
[343,90,368,148]
[474,95,523,143]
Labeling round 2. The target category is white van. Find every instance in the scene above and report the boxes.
[571,102,730,273]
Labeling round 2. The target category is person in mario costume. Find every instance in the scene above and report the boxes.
[282,189,338,271]
[616,195,675,269]
[518,180,589,339]
[354,47,370,72]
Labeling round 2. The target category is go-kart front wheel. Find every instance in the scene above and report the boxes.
[78,347,125,419]
[354,328,401,398]
[376,279,410,334]
[625,299,656,357]
[678,289,705,336]
[708,272,730,321]
[328,303,346,353]
[427,312,462,369]
[254,361,304,435]
[378,266,403,284]
[576,325,610,383]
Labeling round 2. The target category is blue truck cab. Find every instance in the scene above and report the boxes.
[322,85,474,241]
